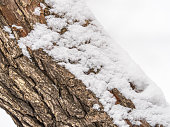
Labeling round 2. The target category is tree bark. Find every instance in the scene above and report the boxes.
[0,0,164,127]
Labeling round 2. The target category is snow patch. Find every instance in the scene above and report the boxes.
[33,7,41,16]
[18,23,59,58]
[12,25,23,29]
[3,26,15,39]
[93,104,100,111]
[40,3,46,10]
[3,26,12,33]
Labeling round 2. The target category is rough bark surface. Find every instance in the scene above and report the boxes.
[0,0,164,127]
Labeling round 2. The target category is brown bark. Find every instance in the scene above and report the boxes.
[0,0,164,127]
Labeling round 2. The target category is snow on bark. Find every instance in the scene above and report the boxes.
[18,0,170,126]
[3,26,15,39]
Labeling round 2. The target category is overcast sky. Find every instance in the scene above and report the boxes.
[1,0,170,126]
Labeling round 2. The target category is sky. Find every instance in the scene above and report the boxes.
[0,0,170,126]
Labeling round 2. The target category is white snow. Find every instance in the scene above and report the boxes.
[12,24,23,29]
[9,34,15,39]
[40,3,46,10]
[18,0,170,126]
[18,23,59,58]
[3,26,12,33]
[46,15,67,32]
[33,7,41,16]
[93,104,100,111]
[86,0,170,104]
[3,26,15,39]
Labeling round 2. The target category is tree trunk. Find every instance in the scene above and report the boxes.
[0,0,164,127]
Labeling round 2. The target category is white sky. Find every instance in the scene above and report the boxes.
[0,0,170,126]
[0,108,15,126]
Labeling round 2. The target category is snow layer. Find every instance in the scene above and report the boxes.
[3,26,15,39]
[93,104,100,111]
[33,7,41,16]
[18,0,170,126]
[12,25,23,29]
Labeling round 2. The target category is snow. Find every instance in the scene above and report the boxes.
[46,15,67,32]
[3,26,15,39]
[33,3,46,16]
[93,104,100,111]
[3,26,12,33]
[86,0,170,104]
[18,23,59,58]
[33,7,41,16]
[12,24,23,29]
[18,0,170,126]
[40,3,46,10]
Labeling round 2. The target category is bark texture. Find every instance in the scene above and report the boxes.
[0,0,164,127]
